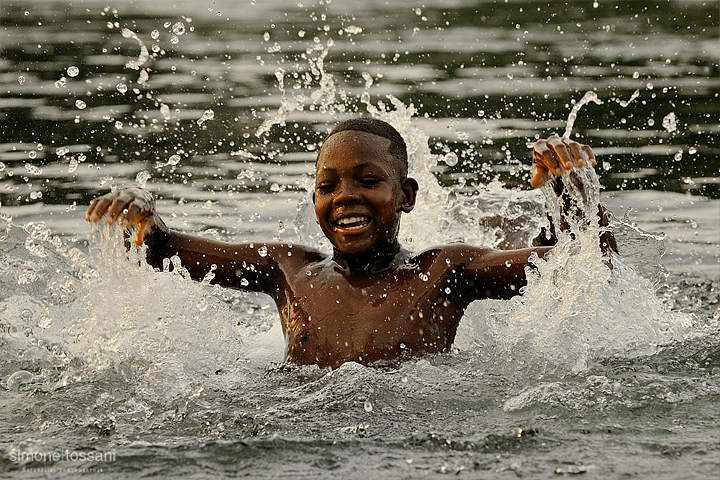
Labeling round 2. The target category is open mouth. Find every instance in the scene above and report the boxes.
[333,216,371,231]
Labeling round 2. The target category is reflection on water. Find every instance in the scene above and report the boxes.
[1,1,718,223]
[1,1,719,479]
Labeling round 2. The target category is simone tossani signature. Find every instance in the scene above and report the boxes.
[8,447,116,472]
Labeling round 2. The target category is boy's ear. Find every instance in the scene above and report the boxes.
[400,177,418,213]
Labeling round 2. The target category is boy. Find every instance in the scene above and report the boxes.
[86,118,612,369]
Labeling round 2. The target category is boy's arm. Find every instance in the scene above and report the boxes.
[446,244,551,300]
[85,187,287,293]
[453,136,616,300]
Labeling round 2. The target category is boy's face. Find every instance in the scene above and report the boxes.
[314,130,417,258]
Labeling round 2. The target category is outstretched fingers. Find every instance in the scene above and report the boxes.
[547,135,575,170]
[531,135,596,188]
[581,144,596,167]
[134,217,156,246]
[85,196,110,222]
[530,161,550,188]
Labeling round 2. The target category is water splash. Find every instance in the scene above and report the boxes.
[662,112,677,133]
[255,38,339,137]
[197,109,215,126]
[121,28,150,71]
[457,164,692,375]
[563,91,603,139]
[616,89,640,107]
[135,171,151,188]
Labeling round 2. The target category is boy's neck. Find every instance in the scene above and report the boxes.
[332,241,404,274]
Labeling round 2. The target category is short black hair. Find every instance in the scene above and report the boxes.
[321,117,409,177]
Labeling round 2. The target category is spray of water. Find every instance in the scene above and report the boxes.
[0,35,695,402]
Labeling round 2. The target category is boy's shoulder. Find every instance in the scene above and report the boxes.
[266,242,328,266]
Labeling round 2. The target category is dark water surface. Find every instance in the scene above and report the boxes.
[1,1,718,479]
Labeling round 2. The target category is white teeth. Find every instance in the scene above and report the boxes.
[336,216,369,227]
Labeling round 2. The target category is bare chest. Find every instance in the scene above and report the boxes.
[277,265,461,368]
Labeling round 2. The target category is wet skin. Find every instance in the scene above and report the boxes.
[86,132,604,369]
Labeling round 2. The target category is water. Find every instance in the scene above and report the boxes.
[1,1,718,478]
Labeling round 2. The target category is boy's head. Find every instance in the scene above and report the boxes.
[319,118,409,178]
[313,118,418,259]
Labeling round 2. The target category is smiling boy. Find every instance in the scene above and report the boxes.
[85,118,613,369]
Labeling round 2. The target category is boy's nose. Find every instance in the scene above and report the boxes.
[333,180,361,205]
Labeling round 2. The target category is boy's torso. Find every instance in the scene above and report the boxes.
[270,247,472,368]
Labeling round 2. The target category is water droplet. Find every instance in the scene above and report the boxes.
[7,371,33,390]
[647,118,655,127]
[632,71,639,79]
[603,161,611,171]
[167,154,181,166]
[56,146,69,157]
[172,22,186,35]
[258,246,268,257]
[160,103,171,120]
[170,35,179,44]
[115,121,123,129]
[151,29,160,40]
[39,314,52,329]
[298,30,306,37]
[673,150,683,162]
[443,152,458,166]
[197,109,214,125]
[263,32,270,42]
[364,399,373,412]
[662,112,677,133]
[688,147,697,154]
[345,25,362,34]
[67,66,79,77]
[18,75,26,85]
[54,77,67,88]
[197,296,208,312]
[116,83,128,93]
[28,151,37,159]
[75,99,86,110]
[68,158,79,173]
[135,170,150,188]
[240,278,250,287]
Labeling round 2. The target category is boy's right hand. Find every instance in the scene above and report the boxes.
[85,187,167,246]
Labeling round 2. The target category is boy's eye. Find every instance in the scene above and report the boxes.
[316,183,335,192]
[360,178,381,186]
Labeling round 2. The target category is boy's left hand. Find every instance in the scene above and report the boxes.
[530,135,595,188]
